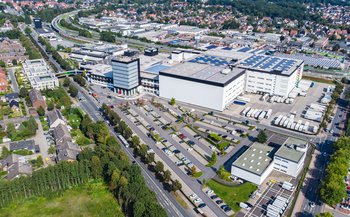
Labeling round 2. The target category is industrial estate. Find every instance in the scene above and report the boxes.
[0,1,350,217]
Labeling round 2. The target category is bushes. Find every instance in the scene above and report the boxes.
[6,116,38,141]
[209,133,223,142]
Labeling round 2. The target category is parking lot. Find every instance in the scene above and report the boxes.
[224,81,332,133]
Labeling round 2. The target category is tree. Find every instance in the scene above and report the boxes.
[256,130,267,143]
[190,165,197,176]
[37,106,45,116]
[63,77,70,87]
[146,153,155,164]
[24,27,32,35]
[332,44,340,51]
[0,147,10,159]
[74,74,86,86]
[68,84,78,97]
[171,179,182,192]
[19,87,28,98]
[169,97,176,105]
[210,152,217,164]
[91,156,102,178]
[316,212,334,217]
[163,169,172,183]
[100,30,115,43]
[341,77,348,84]
[47,101,54,111]
[11,59,17,66]
[155,161,164,174]
[0,60,5,67]
[48,145,55,155]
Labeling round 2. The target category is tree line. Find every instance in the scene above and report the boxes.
[38,36,71,70]
[320,137,350,206]
[60,19,92,38]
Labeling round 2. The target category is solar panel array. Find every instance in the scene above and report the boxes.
[240,55,297,73]
[188,55,230,67]
[275,53,342,69]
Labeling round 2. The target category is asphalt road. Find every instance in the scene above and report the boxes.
[297,85,348,217]
[7,67,19,92]
[72,81,189,217]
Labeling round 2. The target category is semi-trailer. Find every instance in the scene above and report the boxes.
[280,116,287,126]
[267,210,280,217]
[266,109,272,119]
[258,111,267,120]
[291,122,296,129]
[246,109,254,117]
[254,109,262,119]
[298,124,304,132]
[274,115,283,125]
[276,196,290,204]
[241,107,251,116]
[267,204,283,214]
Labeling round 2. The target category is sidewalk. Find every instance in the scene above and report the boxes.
[291,149,320,216]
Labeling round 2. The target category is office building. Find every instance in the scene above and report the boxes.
[33,18,42,29]
[231,138,307,185]
[22,59,59,90]
[112,55,140,96]
[80,63,113,88]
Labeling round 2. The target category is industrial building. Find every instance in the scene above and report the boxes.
[22,59,59,90]
[231,137,307,185]
[159,50,304,111]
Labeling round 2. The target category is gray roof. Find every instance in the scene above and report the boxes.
[232,143,276,176]
[160,61,245,86]
[47,109,64,126]
[56,141,80,161]
[275,137,307,163]
[52,123,71,142]
[9,140,39,153]
[0,154,33,180]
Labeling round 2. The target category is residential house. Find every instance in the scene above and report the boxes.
[47,109,65,128]
[9,99,20,112]
[0,38,27,66]
[0,154,33,180]
[4,92,19,101]
[52,123,81,162]
[28,89,47,109]
[9,139,40,153]
[0,68,8,92]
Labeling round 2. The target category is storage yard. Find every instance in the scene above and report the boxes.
[225,81,333,134]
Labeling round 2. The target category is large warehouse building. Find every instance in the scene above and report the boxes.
[159,50,304,111]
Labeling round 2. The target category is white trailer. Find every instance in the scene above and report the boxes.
[298,124,304,132]
[295,123,300,130]
[258,111,267,120]
[267,210,280,217]
[276,196,290,204]
[254,109,262,119]
[270,96,276,103]
[273,201,286,210]
[262,94,269,101]
[312,125,319,133]
[310,103,326,112]
[247,109,254,118]
[287,121,293,129]
[267,204,283,214]
[274,115,283,125]
[241,107,251,116]
[237,96,251,102]
[266,109,272,119]
[283,119,291,128]
[291,122,296,129]
[279,116,287,126]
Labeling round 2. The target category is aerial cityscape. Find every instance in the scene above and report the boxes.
[0,0,350,217]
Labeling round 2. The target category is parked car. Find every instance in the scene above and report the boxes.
[210,195,218,200]
[216,200,223,205]
[198,203,206,208]
[206,190,214,195]
[189,194,197,199]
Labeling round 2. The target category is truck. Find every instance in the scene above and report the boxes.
[266,109,272,119]
[262,94,269,101]
[251,109,258,118]
[270,96,276,103]
[274,115,282,125]
[258,111,267,120]
[239,202,251,210]
[291,122,296,129]
[283,119,290,128]
[267,210,280,217]
[241,107,251,116]
[310,103,326,112]
[272,201,286,211]
[287,121,293,129]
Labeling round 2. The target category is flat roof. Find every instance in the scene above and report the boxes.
[232,143,275,176]
[237,54,304,76]
[275,137,307,163]
[159,60,245,87]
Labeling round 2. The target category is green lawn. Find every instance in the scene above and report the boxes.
[207,179,257,212]
[0,181,124,217]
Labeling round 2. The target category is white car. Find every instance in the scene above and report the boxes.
[189,194,197,199]
[206,190,214,195]
[194,198,203,204]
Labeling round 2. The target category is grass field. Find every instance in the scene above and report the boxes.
[207,179,257,212]
[0,181,124,217]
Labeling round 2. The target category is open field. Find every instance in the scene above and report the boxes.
[0,181,124,217]
[207,179,257,212]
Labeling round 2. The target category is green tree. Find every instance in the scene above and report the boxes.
[19,87,28,98]
[37,106,45,116]
[169,97,176,105]
[0,60,5,67]
[68,84,78,97]
[171,179,182,192]
[256,130,267,143]
[0,147,11,159]
[91,156,102,178]
[48,145,55,155]
[163,169,172,183]
[316,212,334,217]
[47,101,54,111]
[63,77,71,87]
[190,165,197,176]
[210,152,217,164]
[155,161,164,174]
[74,74,86,86]
[11,59,17,66]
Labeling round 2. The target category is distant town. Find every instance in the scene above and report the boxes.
[0,1,349,217]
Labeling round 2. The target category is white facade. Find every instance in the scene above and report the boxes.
[231,162,274,185]
[112,57,140,96]
[22,59,59,90]
[245,63,303,98]
[273,155,305,177]
[159,73,245,111]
